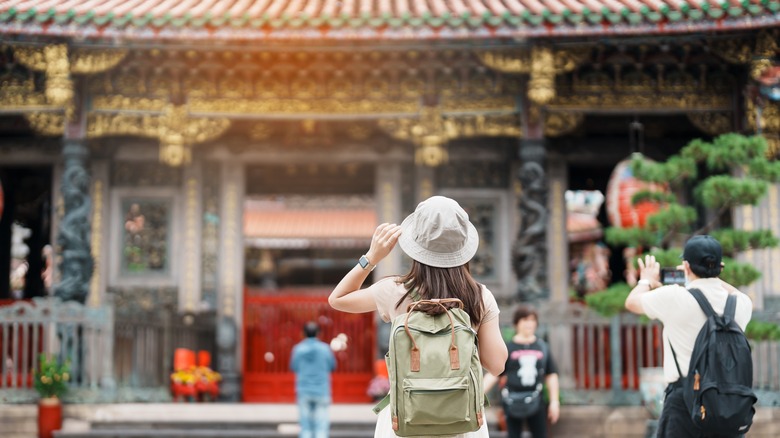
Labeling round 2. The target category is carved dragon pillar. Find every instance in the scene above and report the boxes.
[479,47,586,302]
[13,44,127,303]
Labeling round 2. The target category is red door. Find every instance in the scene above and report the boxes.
[242,288,376,403]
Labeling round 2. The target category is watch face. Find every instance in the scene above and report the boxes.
[359,256,369,269]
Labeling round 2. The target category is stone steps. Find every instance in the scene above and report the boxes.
[0,404,38,438]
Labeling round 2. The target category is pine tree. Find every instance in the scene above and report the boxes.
[585,134,780,325]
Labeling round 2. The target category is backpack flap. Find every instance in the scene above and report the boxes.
[384,298,484,436]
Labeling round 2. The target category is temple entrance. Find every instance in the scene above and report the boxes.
[0,166,53,301]
[241,163,378,402]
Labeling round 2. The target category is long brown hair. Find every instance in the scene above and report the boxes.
[395,261,485,326]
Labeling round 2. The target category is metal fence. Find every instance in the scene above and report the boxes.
[0,297,115,403]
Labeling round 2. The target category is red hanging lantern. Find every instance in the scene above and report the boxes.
[606,157,667,228]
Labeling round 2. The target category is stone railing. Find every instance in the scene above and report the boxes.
[540,302,780,406]
[0,297,115,403]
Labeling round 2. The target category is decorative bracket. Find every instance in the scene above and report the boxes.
[378,107,522,166]
[478,47,588,105]
[13,45,127,119]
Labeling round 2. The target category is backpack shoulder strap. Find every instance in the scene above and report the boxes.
[688,288,717,318]
[724,294,737,324]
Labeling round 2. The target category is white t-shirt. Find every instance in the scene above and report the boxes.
[641,278,752,384]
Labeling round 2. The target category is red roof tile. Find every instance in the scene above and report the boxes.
[0,0,777,41]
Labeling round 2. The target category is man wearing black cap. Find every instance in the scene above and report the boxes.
[624,235,753,437]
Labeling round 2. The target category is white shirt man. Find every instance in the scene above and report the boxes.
[624,235,752,438]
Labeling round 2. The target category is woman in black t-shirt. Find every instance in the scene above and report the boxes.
[484,306,560,438]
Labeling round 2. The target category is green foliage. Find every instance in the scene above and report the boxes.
[631,190,677,205]
[710,229,779,256]
[744,320,780,341]
[631,153,697,185]
[604,227,658,248]
[719,257,762,288]
[595,134,779,315]
[584,283,632,317]
[748,158,780,182]
[645,204,697,233]
[695,176,768,209]
[34,354,70,399]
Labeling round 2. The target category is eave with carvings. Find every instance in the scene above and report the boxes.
[1,28,778,164]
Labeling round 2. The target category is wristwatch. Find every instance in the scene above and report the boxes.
[637,279,651,286]
[358,255,376,272]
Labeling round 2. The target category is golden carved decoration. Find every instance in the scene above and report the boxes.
[189,97,419,116]
[42,45,74,109]
[549,92,731,111]
[379,108,522,166]
[92,95,169,112]
[710,39,753,64]
[440,96,517,113]
[0,76,50,110]
[24,112,65,136]
[528,47,556,105]
[13,45,123,117]
[711,31,779,81]
[544,112,584,137]
[686,112,733,136]
[746,99,780,134]
[379,107,451,166]
[479,47,587,105]
[87,105,230,167]
[746,99,780,158]
[69,49,128,74]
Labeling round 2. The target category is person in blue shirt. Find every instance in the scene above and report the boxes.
[290,321,337,438]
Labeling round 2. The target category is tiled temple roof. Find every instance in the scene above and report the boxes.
[0,0,778,41]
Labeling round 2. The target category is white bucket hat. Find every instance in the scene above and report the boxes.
[398,196,479,268]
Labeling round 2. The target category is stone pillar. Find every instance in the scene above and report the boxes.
[54,139,93,303]
[88,160,109,307]
[217,160,245,401]
[513,138,549,302]
[375,162,403,277]
[546,157,569,303]
[181,161,203,314]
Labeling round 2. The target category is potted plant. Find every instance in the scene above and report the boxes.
[34,354,70,438]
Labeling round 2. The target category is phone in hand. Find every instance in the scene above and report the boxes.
[660,267,686,285]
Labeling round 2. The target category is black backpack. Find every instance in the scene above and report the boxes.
[670,289,757,436]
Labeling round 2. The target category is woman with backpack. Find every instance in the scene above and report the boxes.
[484,305,560,438]
[329,196,508,437]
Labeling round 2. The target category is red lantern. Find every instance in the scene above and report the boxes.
[606,158,667,228]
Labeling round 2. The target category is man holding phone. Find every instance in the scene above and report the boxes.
[624,235,753,437]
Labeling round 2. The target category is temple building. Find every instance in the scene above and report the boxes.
[0,0,779,403]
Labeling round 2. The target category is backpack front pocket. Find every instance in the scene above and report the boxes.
[402,376,470,425]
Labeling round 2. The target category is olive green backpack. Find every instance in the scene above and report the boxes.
[373,298,485,436]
